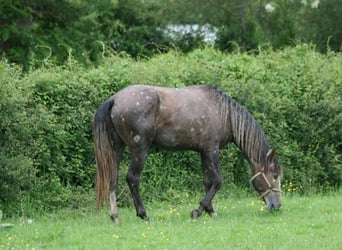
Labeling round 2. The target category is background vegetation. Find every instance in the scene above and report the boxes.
[0,0,341,216]
[1,0,341,69]
[1,46,341,216]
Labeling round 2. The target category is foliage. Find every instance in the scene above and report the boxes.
[0,62,37,214]
[0,46,341,215]
[0,0,171,68]
[99,0,171,57]
[298,0,342,52]
[161,0,342,52]
[1,0,341,69]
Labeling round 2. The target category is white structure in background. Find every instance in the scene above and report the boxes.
[311,0,319,8]
[301,0,320,8]
[164,24,218,43]
[265,3,275,13]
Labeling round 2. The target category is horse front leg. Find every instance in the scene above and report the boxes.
[191,150,222,218]
[126,150,149,221]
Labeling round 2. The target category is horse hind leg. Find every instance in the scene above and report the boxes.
[126,149,149,221]
[109,144,124,223]
[109,191,119,223]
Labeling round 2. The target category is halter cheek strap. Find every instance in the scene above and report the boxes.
[250,168,281,198]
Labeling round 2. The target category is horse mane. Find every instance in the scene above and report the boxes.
[204,85,270,165]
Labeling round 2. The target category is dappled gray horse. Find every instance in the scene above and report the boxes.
[94,85,283,223]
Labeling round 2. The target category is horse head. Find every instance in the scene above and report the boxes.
[250,148,283,210]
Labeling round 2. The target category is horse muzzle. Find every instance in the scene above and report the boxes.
[264,191,282,210]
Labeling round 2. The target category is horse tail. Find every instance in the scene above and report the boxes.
[93,97,117,208]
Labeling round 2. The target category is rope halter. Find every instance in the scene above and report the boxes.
[250,168,281,198]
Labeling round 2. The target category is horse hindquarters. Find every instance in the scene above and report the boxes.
[111,87,160,221]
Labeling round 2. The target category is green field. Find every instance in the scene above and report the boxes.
[1,191,341,250]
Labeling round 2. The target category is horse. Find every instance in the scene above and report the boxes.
[93,84,283,223]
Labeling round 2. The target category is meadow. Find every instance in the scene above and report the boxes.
[1,191,341,250]
[1,45,341,249]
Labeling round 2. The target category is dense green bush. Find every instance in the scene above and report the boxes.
[0,46,341,215]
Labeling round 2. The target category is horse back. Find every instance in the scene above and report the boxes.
[111,85,229,151]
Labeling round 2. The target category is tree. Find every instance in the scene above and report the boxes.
[0,1,33,71]
[299,0,342,52]
[98,0,169,57]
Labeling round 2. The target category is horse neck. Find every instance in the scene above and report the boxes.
[228,100,269,166]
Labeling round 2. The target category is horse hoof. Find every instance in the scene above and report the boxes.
[110,215,119,224]
[191,209,201,218]
[210,212,218,217]
[139,214,150,222]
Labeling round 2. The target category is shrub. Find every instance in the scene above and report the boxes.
[0,46,341,214]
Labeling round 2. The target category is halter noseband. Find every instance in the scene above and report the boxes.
[250,168,281,198]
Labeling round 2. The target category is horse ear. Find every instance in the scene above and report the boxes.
[266,148,276,161]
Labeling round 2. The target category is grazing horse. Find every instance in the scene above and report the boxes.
[94,85,283,223]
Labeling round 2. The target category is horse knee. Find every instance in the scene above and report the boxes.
[204,172,222,190]
[215,175,222,189]
[126,171,140,187]
[213,175,222,191]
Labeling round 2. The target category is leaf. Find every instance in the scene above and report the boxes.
[1,29,10,41]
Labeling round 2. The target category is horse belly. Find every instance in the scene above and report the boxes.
[154,112,216,150]
[155,134,202,151]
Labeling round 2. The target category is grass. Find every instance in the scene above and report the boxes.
[1,191,341,250]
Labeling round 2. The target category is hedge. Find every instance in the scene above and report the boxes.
[0,45,341,215]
